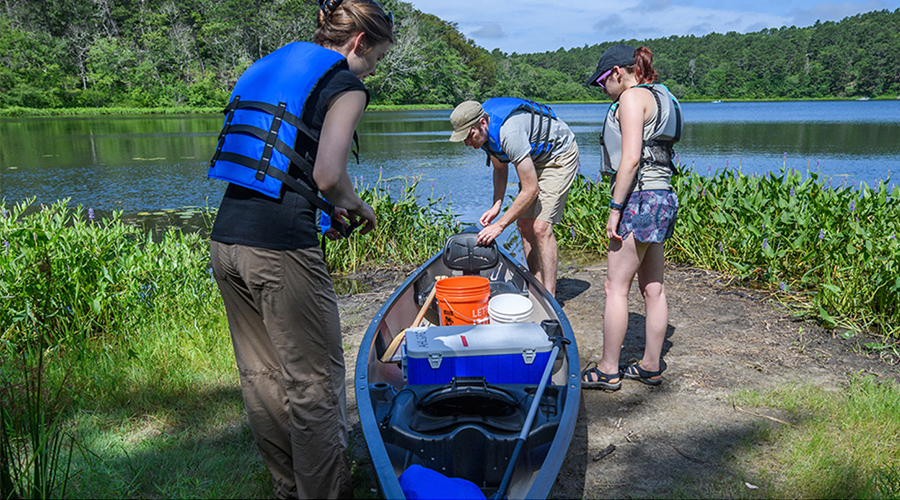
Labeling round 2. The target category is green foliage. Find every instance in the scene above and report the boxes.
[323,174,462,274]
[0,200,216,347]
[1,347,76,500]
[3,1,898,108]
[556,167,900,339]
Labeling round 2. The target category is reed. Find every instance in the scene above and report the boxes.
[556,167,900,340]
[322,174,461,275]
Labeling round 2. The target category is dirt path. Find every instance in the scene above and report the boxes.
[337,261,898,499]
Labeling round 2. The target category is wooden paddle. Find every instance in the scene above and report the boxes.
[380,275,446,363]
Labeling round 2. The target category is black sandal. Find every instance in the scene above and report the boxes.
[621,362,663,386]
[581,364,622,391]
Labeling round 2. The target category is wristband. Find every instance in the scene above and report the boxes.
[609,200,625,211]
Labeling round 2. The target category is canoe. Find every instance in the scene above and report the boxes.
[354,229,581,499]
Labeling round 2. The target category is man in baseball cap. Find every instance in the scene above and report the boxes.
[449,100,486,142]
[446,97,580,296]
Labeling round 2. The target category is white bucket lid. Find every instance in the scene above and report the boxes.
[488,293,533,321]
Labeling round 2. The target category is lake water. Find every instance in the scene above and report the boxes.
[2,100,899,233]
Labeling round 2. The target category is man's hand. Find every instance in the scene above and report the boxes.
[479,203,501,227]
[477,222,504,245]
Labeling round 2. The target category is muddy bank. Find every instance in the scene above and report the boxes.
[337,261,898,498]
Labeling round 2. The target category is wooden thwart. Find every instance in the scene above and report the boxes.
[380,275,447,363]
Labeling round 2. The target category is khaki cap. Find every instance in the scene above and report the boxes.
[448,101,485,142]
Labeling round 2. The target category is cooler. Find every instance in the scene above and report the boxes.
[402,323,553,385]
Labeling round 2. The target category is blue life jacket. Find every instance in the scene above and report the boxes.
[208,42,354,233]
[481,98,558,164]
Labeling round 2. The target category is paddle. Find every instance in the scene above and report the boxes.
[380,275,447,363]
[491,320,570,500]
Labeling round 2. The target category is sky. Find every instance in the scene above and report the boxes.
[403,0,900,54]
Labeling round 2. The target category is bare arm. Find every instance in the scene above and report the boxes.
[499,156,539,227]
[313,89,376,234]
[607,88,653,241]
[477,155,539,245]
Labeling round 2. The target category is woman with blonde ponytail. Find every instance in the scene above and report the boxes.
[207,1,393,497]
[581,44,683,391]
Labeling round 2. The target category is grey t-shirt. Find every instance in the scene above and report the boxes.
[497,111,575,165]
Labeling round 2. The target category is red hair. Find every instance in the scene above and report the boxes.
[633,46,658,85]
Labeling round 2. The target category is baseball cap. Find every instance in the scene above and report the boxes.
[449,101,485,142]
[586,44,636,86]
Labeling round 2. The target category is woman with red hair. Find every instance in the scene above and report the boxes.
[581,44,683,391]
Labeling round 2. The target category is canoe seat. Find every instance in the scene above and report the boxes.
[377,383,563,489]
[419,377,518,417]
[443,231,499,275]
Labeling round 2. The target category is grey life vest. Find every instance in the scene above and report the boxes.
[599,83,683,187]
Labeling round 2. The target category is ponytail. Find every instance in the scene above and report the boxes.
[315,0,394,52]
[633,46,658,85]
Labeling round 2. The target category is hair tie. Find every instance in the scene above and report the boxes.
[318,0,343,16]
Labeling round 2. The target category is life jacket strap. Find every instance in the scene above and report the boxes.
[210,96,240,167]
[222,124,315,182]
[223,99,317,141]
[255,102,288,181]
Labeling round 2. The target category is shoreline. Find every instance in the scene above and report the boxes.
[3,95,899,118]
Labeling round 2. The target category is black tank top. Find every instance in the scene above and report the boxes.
[210,68,367,250]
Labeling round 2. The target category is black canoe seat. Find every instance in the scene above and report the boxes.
[441,230,526,296]
[442,230,499,275]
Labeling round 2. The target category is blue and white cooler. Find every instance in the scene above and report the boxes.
[401,323,553,385]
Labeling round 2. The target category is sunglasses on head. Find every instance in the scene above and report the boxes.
[372,0,393,24]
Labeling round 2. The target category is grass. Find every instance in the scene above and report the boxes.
[5,95,897,118]
[729,376,900,499]
[2,166,899,498]
[0,177,459,498]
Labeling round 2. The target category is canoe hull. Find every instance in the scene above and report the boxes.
[355,245,580,499]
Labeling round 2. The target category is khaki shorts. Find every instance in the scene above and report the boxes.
[519,141,580,224]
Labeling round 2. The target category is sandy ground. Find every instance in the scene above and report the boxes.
[336,260,899,499]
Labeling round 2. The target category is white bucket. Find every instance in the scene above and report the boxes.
[488,294,534,324]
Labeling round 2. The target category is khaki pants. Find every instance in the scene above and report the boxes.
[210,241,352,499]
[520,141,580,224]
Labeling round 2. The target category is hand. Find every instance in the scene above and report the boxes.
[324,207,350,240]
[479,205,500,227]
[607,210,623,242]
[349,201,376,235]
[477,223,504,246]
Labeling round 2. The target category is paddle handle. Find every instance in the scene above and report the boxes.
[379,275,445,363]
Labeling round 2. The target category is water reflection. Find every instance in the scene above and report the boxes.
[3,101,899,231]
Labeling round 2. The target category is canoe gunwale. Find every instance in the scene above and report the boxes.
[355,246,580,499]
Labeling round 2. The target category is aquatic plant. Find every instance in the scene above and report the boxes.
[557,167,900,339]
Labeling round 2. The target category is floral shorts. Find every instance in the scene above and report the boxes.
[617,190,678,243]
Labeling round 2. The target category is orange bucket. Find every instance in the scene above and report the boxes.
[435,276,491,326]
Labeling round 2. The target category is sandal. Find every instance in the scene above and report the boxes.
[581,364,622,391]
[621,362,663,386]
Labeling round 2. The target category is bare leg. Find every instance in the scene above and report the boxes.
[518,218,558,296]
[636,242,667,377]
[598,235,645,380]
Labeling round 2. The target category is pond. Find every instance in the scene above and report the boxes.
[2,100,899,236]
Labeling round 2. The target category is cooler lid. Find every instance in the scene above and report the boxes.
[405,323,552,361]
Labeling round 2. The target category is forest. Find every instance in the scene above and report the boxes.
[1,0,899,109]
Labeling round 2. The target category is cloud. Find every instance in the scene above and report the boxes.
[592,14,627,34]
[788,0,887,26]
[631,0,671,11]
[471,23,505,39]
